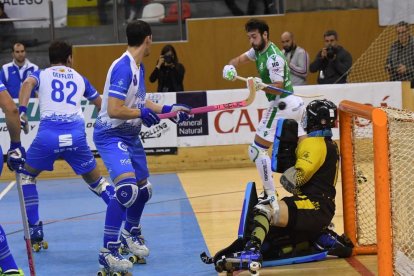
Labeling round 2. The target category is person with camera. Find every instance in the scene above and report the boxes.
[309,30,352,84]
[149,44,185,92]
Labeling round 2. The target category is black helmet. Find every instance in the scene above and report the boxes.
[305,99,337,133]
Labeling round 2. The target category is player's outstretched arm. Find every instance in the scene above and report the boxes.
[107,97,140,119]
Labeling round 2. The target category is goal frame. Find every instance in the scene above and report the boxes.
[339,100,392,276]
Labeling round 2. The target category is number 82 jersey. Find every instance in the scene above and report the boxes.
[30,65,99,122]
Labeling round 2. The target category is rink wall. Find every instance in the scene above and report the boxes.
[0,81,411,180]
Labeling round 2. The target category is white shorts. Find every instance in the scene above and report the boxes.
[256,95,306,143]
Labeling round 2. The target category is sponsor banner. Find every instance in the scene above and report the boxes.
[176,91,208,137]
[3,0,68,28]
[0,82,404,154]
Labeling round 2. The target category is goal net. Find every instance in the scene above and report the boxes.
[339,100,414,276]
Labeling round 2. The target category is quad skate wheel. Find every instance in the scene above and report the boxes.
[249,261,261,275]
[128,255,138,263]
[111,272,121,276]
[33,243,40,252]
[97,270,106,276]
[43,241,49,249]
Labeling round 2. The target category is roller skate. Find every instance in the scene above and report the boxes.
[29,221,48,252]
[120,226,149,264]
[314,228,354,258]
[214,238,262,276]
[0,268,24,276]
[97,241,133,276]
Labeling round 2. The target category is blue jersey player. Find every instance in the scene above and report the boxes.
[94,20,192,272]
[0,80,25,275]
[17,41,115,252]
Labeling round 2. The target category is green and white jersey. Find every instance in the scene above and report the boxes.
[245,42,293,101]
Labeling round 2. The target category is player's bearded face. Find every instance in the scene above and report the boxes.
[252,35,266,52]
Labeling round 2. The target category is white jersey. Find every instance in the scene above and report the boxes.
[30,65,99,123]
[94,51,146,136]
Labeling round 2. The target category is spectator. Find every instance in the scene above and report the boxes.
[386,21,414,88]
[149,44,185,92]
[0,2,15,50]
[0,43,39,98]
[281,31,309,86]
[309,30,352,84]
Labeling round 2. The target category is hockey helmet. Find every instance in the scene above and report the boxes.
[305,99,337,133]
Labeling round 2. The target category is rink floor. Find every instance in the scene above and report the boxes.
[0,168,377,275]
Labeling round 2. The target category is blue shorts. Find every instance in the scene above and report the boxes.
[26,121,96,175]
[93,131,148,182]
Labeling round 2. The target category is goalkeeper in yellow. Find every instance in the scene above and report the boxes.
[204,100,353,274]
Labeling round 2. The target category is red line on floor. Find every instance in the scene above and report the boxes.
[346,256,375,276]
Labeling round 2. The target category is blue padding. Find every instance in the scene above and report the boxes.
[238,182,255,238]
[271,118,286,172]
[263,251,328,267]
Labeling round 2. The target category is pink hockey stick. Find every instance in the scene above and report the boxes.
[159,77,256,119]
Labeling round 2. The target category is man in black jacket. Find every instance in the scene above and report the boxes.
[310,30,352,84]
[386,21,414,88]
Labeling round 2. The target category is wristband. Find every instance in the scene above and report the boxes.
[19,106,27,114]
[10,141,22,150]
[161,105,172,113]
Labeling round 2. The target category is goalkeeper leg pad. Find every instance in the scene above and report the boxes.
[271,119,298,173]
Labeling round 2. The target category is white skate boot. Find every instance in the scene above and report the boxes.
[120,226,149,264]
[98,241,132,276]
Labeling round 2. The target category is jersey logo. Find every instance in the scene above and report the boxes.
[117,79,124,87]
[58,134,73,147]
[259,62,264,71]
[117,141,128,151]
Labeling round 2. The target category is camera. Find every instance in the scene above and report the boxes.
[164,55,173,64]
[326,46,336,59]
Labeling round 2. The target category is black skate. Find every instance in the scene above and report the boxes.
[314,229,354,258]
[29,221,48,252]
[214,248,262,275]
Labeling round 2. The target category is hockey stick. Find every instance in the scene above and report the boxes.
[16,170,36,276]
[159,77,256,119]
[235,76,323,98]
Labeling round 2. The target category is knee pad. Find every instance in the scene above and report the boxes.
[138,181,153,203]
[115,178,139,208]
[248,143,268,163]
[271,119,298,173]
[21,173,37,186]
[88,176,111,196]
